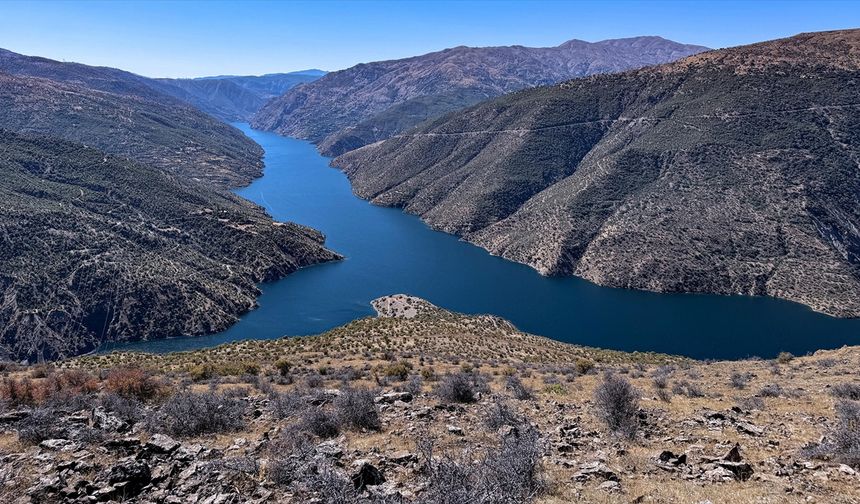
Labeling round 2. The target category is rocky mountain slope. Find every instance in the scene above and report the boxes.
[0,130,339,361]
[0,49,268,187]
[1,295,858,503]
[251,36,707,155]
[0,72,265,187]
[333,30,860,318]
[154,70,325,121]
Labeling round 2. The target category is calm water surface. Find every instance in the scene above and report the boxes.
[104,124,860,359]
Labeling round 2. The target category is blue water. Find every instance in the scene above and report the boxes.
[104,124,860,359]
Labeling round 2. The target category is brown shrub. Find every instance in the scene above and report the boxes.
[575,358,595,375]
[381,361,412,381]
[104,367,164,401]
[0,377,46,407]
[43,369,99,401]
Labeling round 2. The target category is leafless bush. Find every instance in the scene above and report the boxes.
[817,358,838,368]
[803,400,860,468]
[672,380,705,398]
[776,352,794,364]
[403,375,423,396]
[736,396,765,411]
[593,373,640,439]
[267,427,316,486]
[435,372,488,404]
[542,374,560,385]
[147,390,246,437]
[305,373,324,388]
[335,387,381,431]
[104,367,164,401]
[309,464,360,503]
[758,383,783,397]
[270,389,307,419]
[505,376,533,400]
[418,426,545,504]
[100,393,145,424]
[831,383,860,401]
[655,388,672,403]
[730,371,752,389]
[18,407,63,444]
[300,407,341,439]
[335,366,364,383]
[484,400,522,431]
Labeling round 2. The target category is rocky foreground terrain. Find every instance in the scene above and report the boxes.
[252,36,706,156]
[333,29,860,318]
[1,295,857,503]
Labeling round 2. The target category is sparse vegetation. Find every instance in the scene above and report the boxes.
[593,372,639,439]
[831,383,860,400]
[147,390,247,437]
[435,372,486,404]
[804,400,860,468]
[334,387,381,431]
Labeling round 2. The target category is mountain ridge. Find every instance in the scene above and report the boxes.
[332,29,860,318]
[251,35,708,156]
[0,47,325,123]
[0,50,341,361]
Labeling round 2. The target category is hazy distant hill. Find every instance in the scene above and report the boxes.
[333,30,860,318]
[155,70,326,121]
[251,36,707,155]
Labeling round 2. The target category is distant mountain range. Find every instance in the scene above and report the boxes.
[333,29,860,318]
[154,70,326,121]
[0,48,325,124]
[251,36,708,155]
[0,49,338,360]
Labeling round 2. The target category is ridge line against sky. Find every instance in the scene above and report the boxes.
[1,0,858,78]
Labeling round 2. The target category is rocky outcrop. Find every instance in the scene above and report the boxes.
[370,294,441,319]
[251,36,707,155]
[332,30,860,317]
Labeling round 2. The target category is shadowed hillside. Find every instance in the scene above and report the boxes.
[0,130,339,361]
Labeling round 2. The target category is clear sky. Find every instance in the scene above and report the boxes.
[1,0,857,78]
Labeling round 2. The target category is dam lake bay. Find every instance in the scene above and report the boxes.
[104,124,860,359]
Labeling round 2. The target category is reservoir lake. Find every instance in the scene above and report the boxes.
[104,124,860,359]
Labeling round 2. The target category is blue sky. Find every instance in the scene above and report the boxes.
[0,0,857,78]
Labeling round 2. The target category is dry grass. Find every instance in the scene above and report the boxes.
[3,300,859,503]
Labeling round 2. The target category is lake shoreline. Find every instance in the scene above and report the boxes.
[101,124,860,360]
